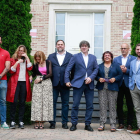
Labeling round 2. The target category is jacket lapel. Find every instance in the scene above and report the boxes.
[61,52,68,66]
[133,59,137,74]
[53,52,60,66]
[87,54,91,68]
[118,56,122,65]
[79,53,86,68]
[125,54,131,67]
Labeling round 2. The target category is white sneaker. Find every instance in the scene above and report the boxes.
[1,122,9,129]
[19,122,24,129]
[10,121,16,129]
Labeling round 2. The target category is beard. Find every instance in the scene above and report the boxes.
[57,48,64,52]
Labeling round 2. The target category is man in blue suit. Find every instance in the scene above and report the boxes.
[129,43,140,134]
[48,40,73,129]
[65,40,98,131]
[114,43,136,131]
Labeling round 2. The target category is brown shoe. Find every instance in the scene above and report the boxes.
[116,124,124,131]
[127,125,132,132]
[130,129,140,134]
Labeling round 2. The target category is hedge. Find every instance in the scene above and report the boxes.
[0,0,32,124]
[131,0,140,55]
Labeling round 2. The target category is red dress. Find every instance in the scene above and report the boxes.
[6,58,32,102]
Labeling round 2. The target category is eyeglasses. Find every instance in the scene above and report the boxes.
[19,50,24,52]
[120,48,128,50]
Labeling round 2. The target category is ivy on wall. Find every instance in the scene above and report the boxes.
[131,0,140,55]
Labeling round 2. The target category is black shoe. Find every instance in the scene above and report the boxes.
[49,123,55,129]
[10,121,16,129]
[85,125,93,132]
[18,122,24,129]
[62,123,68,129]
[70,124,77,131]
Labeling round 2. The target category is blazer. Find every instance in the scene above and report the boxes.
[48,51,73,87]
[113,54,136,87]
[65,53,99,90]
[96,62,123,91]
[129,58,140,90]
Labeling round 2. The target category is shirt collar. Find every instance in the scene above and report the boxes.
[121,54,129,58]
[81,52,88,57]
[57,51,66,56]
[136,58,140,61]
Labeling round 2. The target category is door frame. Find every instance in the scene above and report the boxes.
[48,1,112,55]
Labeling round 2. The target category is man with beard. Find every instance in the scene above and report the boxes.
[129,43,140,134]
[114,43,136,131]
[0,35,10,129]
[48,40,73,129]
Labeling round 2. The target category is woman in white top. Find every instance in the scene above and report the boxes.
[7,45,32,129]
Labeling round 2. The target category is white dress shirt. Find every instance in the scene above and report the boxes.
[81,52,89,78]
[121,54,129,66]
[56,51,66,66]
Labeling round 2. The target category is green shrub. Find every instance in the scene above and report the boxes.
[0,0,32,57]
[131,0,140,55]
[0,0,33,124]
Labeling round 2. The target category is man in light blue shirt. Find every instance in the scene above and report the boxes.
[129,43,140,134]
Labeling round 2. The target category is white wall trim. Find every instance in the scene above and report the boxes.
[48,1,112,54]
[48,1,113,5]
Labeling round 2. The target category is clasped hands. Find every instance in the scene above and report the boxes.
[120,65,127,73]
[66,77,92,87]
[99,78,116,83]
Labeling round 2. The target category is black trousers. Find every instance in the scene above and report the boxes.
[117,81,134,125]
[10,81,27,122]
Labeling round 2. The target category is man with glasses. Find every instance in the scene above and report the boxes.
[0,35,10,129]
[114,43,136,131]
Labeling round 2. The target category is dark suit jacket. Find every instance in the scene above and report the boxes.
[65,53,98,89]
[48,51,73,87]
[96,62,123,91]
[113,54,136,87]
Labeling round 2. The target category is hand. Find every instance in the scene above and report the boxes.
[120,65,127,73]
[34,77,41,84]
[66,82,71,87]
[99,78,105,83]
[21,53,28,59]
[29,76,32,83]
[17,59,23,64]
[122,67,127,73]
[85,77,92,84]
[109,78,116,83]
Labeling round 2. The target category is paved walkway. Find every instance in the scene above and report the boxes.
[0,123,140,140]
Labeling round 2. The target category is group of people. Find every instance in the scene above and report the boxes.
[0,34,140,134]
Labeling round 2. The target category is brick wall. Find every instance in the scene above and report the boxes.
[30,0,134,57]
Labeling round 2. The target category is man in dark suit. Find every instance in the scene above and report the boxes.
[48,40,73,129]
[114,43,136,131]
[65,40,98,131]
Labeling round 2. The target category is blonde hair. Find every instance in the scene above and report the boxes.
[12,45,27,59]
[34,51,46,64]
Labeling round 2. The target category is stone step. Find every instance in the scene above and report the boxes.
[57,96,99,104]
[56,110,109,117]
[69,91,98,97]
